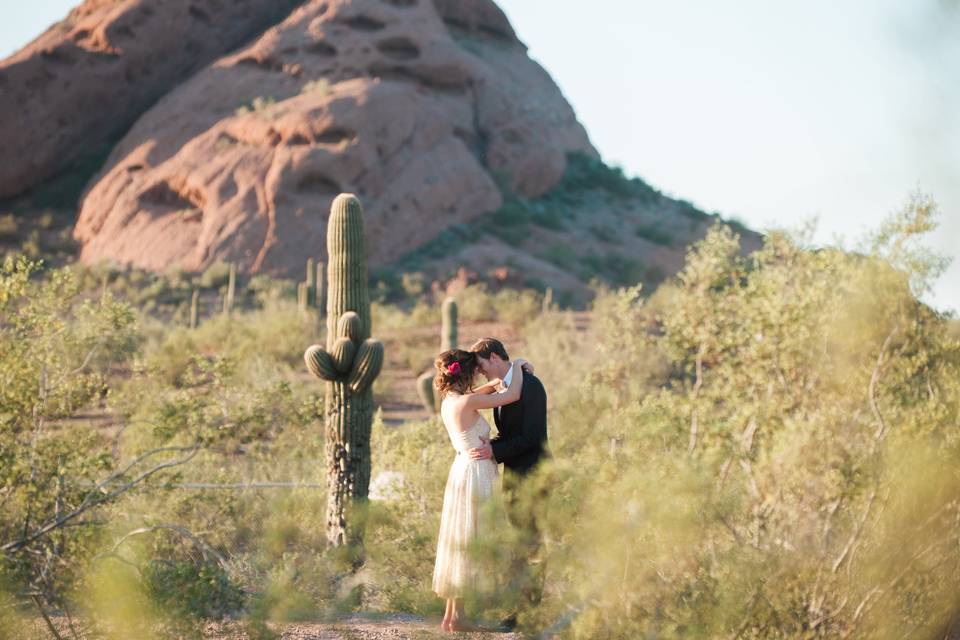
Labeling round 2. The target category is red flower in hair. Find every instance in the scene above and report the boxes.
[447,361,462,375]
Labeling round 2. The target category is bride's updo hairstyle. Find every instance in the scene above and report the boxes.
[434,349,479,399]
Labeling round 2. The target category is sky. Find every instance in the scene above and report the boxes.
[2,1,957,312]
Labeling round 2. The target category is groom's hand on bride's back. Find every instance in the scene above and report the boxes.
[470,435,494,461]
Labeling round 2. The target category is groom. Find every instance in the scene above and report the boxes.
[468,337,548,624]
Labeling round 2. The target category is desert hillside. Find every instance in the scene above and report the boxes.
[0,0,757,304]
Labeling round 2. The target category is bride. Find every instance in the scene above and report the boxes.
[431,348,526,632]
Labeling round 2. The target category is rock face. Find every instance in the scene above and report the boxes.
[0,0,303,199]
[72,0,596,277]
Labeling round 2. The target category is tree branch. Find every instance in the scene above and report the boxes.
[99,523,227,568]
[869,327,897,442]
[832,489,877,573]
[30,594,66,640]
[688,343,706,454]
[1,442,200,554]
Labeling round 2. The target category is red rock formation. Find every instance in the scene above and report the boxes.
[71,0,596,277]
[0,0,302,199]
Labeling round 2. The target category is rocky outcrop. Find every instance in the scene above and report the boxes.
[0,0,302,199]
[72,0,596,277]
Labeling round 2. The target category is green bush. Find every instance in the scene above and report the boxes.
[198,261,232,289]
[554,152,661,204]
[538,243,577,269]
[2,192,957,638]
[589,224,621,244]
[581,252,647,286]
[0,213,18,240]
[143,560,244,619]
[635,221,674,246]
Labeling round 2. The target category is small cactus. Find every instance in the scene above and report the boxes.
[190,289,200,329]
[316,261,326,315]
[297,281,307,314]
[441,297,458,351]
[417,298,459,414]
[99,274,109,306]
[417,370,437,414]
[223,262,236,315]
[306,258,316,308]
[302,194,385,547]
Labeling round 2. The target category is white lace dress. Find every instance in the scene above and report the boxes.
[432,409,499,598]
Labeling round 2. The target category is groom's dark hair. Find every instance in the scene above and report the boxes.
[470,337,509,361]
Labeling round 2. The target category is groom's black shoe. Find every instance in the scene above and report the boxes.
[498,615,518,631]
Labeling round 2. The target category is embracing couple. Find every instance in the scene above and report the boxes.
[430,337,548,632]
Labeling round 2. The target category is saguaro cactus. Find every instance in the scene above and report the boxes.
[316,261,326,315]
[303,194,385,547]
[223,263,236,315]
[542,287,554,313]
[417,297,458,414]
[440,297,458,351]
[297,282,307,314]
[190,289,200,329]
[417,370,438,414]
[306,258,316,308]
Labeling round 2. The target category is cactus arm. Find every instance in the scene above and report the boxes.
[337,311,364,342]
[330,337,357,374]
[305,345,339,381]
[347,339,385,394]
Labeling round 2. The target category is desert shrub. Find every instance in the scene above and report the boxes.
[328,195,957,636]
[538,242,577,269]
[502,195,960,637]
[0,258,141,607]
[554,152,661,204]
[455,283,541,326]
[483,197,568,246]
[372,298,434,333]
[0,213,18,239]
[235,96,277,117]
[198,261,232,289]
[635,221,674,246]
[365,417,449,615]
[245,274,295,308]
[581,252,648,286]
[394,223,479,271]
[301,79,331,96]
[0,257,327,630]
[588,224,621,244]
[2,187,957,639]
[143,559,244,619]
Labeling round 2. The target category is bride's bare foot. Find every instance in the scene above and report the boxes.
[441,616,452,632]
[448,617,481,632]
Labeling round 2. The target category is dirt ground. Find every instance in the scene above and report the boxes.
[28,614,527,640]
[201,616,526,639]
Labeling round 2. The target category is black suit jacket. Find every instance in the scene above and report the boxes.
[491,370,548,476]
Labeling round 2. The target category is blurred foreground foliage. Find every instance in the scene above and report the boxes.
[0,192,958,638]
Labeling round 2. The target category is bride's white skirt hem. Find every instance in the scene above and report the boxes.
[432,454,498,599]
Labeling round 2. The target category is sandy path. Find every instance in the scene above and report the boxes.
[29,614,526,640]
[202,615,525,639]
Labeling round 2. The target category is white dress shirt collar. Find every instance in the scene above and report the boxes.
[496,364,513,419]
[501,364,514,390]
